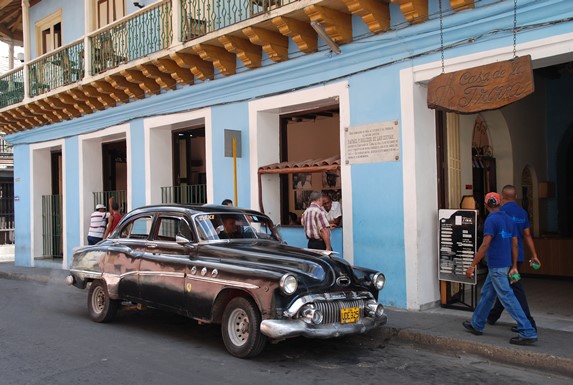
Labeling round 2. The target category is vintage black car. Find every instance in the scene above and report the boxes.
[67,204,387,358]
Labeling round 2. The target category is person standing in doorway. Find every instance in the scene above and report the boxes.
[321,192,342,227]
[463,192,538,345]
[301,191,332,251]
[87,204,109,245]
[487,184,541,331]
[104,201,123,239]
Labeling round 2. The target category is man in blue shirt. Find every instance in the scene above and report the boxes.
[487,185,541,331]
[463,192,537,345]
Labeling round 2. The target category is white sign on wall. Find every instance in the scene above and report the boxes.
[345,120,400,164]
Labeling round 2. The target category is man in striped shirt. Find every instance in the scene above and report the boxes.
[87,204,109,245]
[301,191,332,251]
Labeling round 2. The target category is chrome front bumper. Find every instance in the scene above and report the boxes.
[260,314,388,340]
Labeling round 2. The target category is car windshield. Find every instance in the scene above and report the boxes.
[193,213,282,242]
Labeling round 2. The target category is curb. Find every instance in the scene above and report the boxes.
[392,328,573,378]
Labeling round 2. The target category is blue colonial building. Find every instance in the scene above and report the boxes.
[1,0,573,310]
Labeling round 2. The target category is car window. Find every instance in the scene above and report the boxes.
[194,213,281,242]
[118,216,153,239]
[155,216,194,242]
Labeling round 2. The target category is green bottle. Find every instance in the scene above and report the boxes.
[530,260,540,270]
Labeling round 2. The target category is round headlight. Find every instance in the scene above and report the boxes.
[280,274,298,295]
[372,272,385,290]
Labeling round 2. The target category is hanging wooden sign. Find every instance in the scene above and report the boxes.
[427,55,534,114]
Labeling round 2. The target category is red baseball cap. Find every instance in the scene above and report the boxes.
[485,192,501,207]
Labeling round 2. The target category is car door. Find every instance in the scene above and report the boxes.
[138,214,194,312]
[105,214,153,302]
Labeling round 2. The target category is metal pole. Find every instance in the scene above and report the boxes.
[233,137,238,206]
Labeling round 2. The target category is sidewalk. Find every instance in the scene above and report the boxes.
[1,261,572,377]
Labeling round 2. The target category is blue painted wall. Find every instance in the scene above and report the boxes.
[29,0,85,59]
[64,137,80,268]
[211,103,251,208]
[130,119,147,208]
[9,0,573,308]
[13,145,31,266]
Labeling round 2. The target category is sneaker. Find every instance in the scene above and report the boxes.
[509,336,537,345]
[511,325,519,333]
[487,318,497,326]
[463,321,483,335]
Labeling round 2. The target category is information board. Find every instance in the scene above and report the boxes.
[438,209,477,285]
[345,121,400,164]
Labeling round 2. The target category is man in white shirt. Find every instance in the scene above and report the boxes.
[322,193,342,227]
[87,204,109,245]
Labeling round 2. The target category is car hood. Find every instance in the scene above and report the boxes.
[196,241,356,288]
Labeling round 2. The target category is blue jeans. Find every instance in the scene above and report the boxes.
[471,267,537,339]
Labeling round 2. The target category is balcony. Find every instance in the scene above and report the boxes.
[0,0,476,133]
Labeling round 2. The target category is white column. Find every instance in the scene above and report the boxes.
[21,0,31,100]
[84,0,93,79]
[172,0,182,46]
[8,40,14,70]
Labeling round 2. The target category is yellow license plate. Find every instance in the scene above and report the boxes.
[340,307,360,324]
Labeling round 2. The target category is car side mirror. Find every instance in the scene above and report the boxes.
[176,234,191,245]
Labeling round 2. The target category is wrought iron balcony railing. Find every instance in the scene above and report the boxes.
[0,67,24,108]
[0,0,300,111]
[90,0,173,76]
[28,39,85,98]
[180,0,295,42]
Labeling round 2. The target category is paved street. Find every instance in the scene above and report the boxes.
[0,278,570,385]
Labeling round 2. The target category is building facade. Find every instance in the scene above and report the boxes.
[2,0,573,310]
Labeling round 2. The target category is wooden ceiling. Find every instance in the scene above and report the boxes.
[0,0,23,46]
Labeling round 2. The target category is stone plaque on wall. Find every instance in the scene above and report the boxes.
[345,120,400,164]
[427,55,534,114]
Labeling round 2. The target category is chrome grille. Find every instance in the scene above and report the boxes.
[315,299,365,324]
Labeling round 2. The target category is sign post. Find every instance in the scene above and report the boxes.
[438,209,477,285]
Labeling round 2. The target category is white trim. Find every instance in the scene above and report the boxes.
[413,31,573,83]
[248,81,353,264]
[29,139,65,267]
[143,108,213,205]
[401,30,573,309]
[78,123,129,246]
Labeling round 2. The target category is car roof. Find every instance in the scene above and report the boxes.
[126,204,266,218]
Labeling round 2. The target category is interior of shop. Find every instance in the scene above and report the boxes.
[439,61,573,324]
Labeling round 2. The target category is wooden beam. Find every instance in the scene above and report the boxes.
[36,99,69,121]
[46,97,82,118]
[242,26,289,62]
[93,80,129,103]
[56,93,91,115]
[138,63,177,91]
[23,103,57,124]
[219,35,262,69]
[81,84,117,107]
[22,105,50,126]
[342,0,390,34]
[192,44,236,76]
[106,75,146,100]
[170,52,214,81]
[68,89,106,111]
[304,5,352,44]
[153,58,195,86]
[14,106,44,126]
[450,0,474,11]
[121,69,161,95]
[271,16,317,54]
[390,0,428,24]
